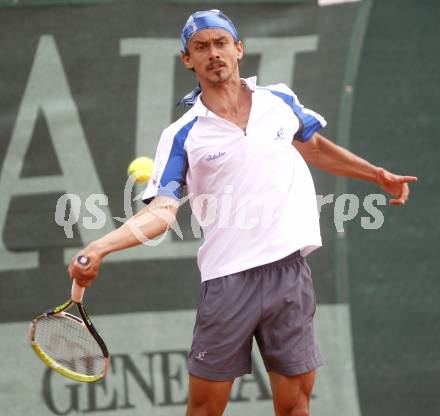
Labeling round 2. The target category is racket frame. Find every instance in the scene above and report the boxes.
[29,297,110,383]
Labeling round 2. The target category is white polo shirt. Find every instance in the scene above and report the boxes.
[143,76,326,281]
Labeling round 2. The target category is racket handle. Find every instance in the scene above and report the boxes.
[71,280,85,303]
[71,255,90,303]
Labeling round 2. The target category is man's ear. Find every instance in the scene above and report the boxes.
[236,40,244,61]
[180,51,194,70]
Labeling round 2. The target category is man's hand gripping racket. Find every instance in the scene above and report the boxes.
[28,255,109,383]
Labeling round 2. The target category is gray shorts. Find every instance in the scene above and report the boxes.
[188,251,323,381]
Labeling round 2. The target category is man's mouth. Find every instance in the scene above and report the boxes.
[207,61,226,70]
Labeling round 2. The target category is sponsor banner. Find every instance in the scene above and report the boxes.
[0,2,363,415]
[0,1,359,320]
[0,305,360,415]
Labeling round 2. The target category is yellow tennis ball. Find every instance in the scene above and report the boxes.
[127,157,154,183]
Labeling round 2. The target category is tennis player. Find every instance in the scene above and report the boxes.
[69,10,417,416]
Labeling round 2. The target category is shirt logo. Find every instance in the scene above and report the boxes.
[274,127,288,140]
[206,151,226,162]
[195,351,207,361]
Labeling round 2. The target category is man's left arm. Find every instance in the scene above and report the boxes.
[293,132,418,205]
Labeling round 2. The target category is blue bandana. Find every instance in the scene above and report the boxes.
[179,10,239,106]
[180,9,239,53]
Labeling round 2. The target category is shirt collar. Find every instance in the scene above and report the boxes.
[192,76,257,117]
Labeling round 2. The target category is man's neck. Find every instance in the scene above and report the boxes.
[199,76,248,118]
[199,76,252,132]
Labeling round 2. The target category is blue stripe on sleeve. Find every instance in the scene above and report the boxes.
[269,90,324,141]
[158,116,198,200]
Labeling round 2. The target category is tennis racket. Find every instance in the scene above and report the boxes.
[28,255,109,383]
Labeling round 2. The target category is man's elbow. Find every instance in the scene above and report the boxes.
[145,196,179,226]
[293,133,322,160]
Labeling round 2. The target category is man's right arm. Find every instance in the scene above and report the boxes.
[68,196,179,287]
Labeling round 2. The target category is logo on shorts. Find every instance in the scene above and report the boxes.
[195,351,207,361]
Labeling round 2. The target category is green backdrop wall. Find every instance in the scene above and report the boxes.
[0,1,438,415]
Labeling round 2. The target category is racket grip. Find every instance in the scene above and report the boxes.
[71,255,90,302]
[71,280,85,303]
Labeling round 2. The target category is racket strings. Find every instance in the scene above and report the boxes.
[34,314,105,376]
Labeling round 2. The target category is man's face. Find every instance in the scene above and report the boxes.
[181,29,243,85]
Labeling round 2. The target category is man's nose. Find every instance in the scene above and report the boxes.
[207,44,221,59]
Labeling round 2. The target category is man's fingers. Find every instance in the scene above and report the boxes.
[402,183,410,200]
[68,257,96,284]
[389,183,409,205]
[377,169,415,205]
[389,195,405,205]
[395,175,418,183]
[386,175,418,184]
[378,168,418,184]
[70,269,93,284]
